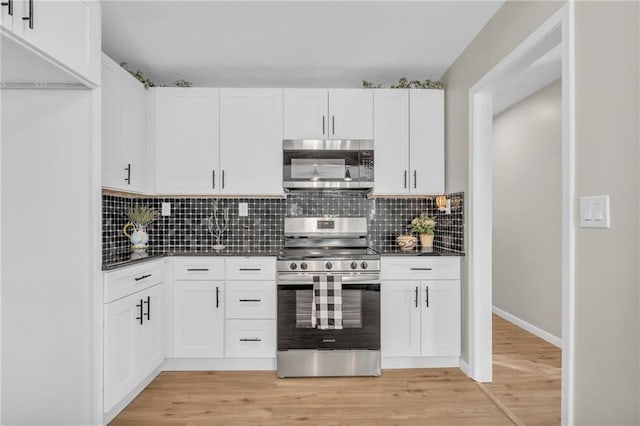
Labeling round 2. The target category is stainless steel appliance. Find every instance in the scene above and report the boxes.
[276,217,381,377]
[282,139,374,190]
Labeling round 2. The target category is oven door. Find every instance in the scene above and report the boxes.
[277,273,380,351]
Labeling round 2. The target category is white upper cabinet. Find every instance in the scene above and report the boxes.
[219,88,283,196]
[102,54,147,193]
[151,88,220,195]
[410,90,444,195]
[283,89,373,140]
[283,89,328,139]
[3,0,100,85]
[372,89,410,195]
[373,89,444,195]
[328,89,373,139]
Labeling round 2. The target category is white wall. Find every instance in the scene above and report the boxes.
[492,79,562,339]
[442,1,640,423]
[1,90,98,425]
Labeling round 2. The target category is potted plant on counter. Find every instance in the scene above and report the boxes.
[410,214,436,248]
[123,206,159,252]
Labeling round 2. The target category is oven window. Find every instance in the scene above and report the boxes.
[295,289,362,329]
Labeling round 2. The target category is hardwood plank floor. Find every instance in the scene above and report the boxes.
[111,315,561,425]
[485,314,562,425]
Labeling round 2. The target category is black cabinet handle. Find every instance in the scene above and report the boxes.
[222,170,225,189]
[425,286,429,308]
[22,0,32,29]
[143,296,150,321]
[239,268,261,271]
[404,170,407,189]
[410,267,432,271]
[1,0,13,16]
[240,338,261,342]
[239,299,261,303]
[187,268,209,272]
[332,116,335,135]
[322,116,325,135]
[415,286,418,308]
[413,170,417,189]
[135,299,143,325]
[134,273,152,281]
[124,163,131,185]
[216,286,220,308]
[212,170,215,189]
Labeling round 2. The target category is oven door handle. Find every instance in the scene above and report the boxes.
[277,273,380,285]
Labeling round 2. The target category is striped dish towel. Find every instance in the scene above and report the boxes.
[311,275,343,330]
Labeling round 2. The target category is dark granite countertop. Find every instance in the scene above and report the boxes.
[103,249,281,271]
[378,247,465,257]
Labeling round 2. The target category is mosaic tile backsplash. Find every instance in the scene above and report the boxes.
[103,192,464,263]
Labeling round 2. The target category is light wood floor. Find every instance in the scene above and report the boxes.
[111,315,561,425]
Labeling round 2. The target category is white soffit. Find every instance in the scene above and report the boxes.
[102,0,505,87]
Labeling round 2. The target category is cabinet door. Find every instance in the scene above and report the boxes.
[381,280,421,357]
[136,284,164,380]
[225,281,276,319]
[120,72,147,193]
[154,88,220,195]
[409,90,444,195]
[104,293,141,412]
[328,89,373,139]
[420,281,460,357]
[219,89,283,195]
[101,55,124,190]
[283,89,328,139]
[372,89,409,195]
[173,281,224,358]
[225,319,276,358]
[14,0,100,84]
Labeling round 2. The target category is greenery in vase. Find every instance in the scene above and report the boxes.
[409,214,436,235]
[120,62,193,89]
[124,206,159,229]
[391,77,445,89]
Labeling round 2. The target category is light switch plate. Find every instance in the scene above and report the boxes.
[579,195,610,228]
[161,202,171,217]
[239,202,249,217]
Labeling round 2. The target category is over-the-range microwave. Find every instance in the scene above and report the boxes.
[282,139,374,190]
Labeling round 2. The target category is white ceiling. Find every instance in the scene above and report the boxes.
[101,1,504,88]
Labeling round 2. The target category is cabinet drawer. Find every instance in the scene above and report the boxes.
[225,320,276,358]
[381,257,461,280]
[104,260,165,303]
[173,258,225,280]
[225,257,276,281]
[225,281,276,319]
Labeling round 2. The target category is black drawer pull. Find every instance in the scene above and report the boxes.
[124,163,131,185]
[216,286,220,308]
[135,299,143,325]
[410,268,433,271]
[135,274,152,281]
[143,296,150,320]
[1,0,13,16]
[187,268,209,272]
[415,286,418,308]
[239,268,261,271]
[240,338,261,342]
[425,286,429,308]
[239,299,261,303]
[22,0,32,29]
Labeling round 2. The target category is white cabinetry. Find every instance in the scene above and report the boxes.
[219,89,283,196]
[380,257,460,367]
[283,89,373,139]
[373,89,444,195]
[102,54,147,193]
[151,88,220,195]
[103,261,165,413]
[172,258,225,358]
[1,0,100,85]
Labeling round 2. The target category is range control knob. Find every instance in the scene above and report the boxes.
[350,262,358,270]
[361,262,368,270]
[290,263,297,270]
[325,262,333,270]
[300,262,308,270]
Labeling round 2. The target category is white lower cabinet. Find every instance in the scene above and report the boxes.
[173,281,225,358]
[104,269,165,413]
[226,320,276,358]
[381,257,461,365]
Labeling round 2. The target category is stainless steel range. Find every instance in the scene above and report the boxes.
[276,217,381,378]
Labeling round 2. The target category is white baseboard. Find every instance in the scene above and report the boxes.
[458,357,472,377]
[381,356,459,369]
[104,367,162,425]
[164,357,276,371]
[492,306,562,348]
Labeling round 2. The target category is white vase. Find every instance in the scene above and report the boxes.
[123,223,149,251]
